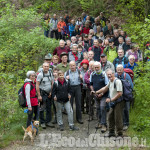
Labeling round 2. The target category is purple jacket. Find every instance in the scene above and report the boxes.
[84,69,93,88]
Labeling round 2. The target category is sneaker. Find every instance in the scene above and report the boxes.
[59,124,64,131]
[101,125,107,133]
[95,124,102,129]
[41,123,46,129]
[123,125,128,131]
[46,122,55,128]
[70,125,79,131]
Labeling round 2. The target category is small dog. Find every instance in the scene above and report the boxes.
[22,120,39,143]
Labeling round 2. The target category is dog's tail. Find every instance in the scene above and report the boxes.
[22,126,26,131]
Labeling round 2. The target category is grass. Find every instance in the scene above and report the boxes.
[0,118,26,149]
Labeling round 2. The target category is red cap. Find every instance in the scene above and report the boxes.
[80,59,89,67]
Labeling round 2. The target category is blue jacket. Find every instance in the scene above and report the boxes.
[124,62,138,71]
[69,24,75,36]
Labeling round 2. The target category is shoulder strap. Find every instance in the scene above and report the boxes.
[66,70,70,76]
[55,80,58,88]
[114,78,118,89]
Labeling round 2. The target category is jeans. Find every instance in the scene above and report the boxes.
[123,101,130,126]
[50,30,58,40]
[44,30,49,37]
[95,96,106,125]
[70,85,82,121]
[27,105,39,127]
[39,96,52,124]
[54,101,74,126]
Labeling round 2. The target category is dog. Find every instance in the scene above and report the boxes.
[22,120,39,143]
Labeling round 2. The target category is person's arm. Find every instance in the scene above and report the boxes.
[36,81,42,102]
[95,85,109,95]
[52,82,57,100]
[106,91,122,103]
[25,84,31,108]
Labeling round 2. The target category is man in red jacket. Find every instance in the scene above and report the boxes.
[80,21,90,35]
[53,40,70,62]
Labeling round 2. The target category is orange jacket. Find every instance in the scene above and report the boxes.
[57,21,66,32]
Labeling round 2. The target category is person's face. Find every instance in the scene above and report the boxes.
[118,50,124,57]
[88,35,92,40]
[94,40,99,47]
[72,46,78,53]
[119,38,123,44]
[43,64,49,72]
[126,40,131,45]
[60,18,63,22]
[89,64,94,70]
[82,63,88,69]
[83,53,88,59]
[108,25,112,30]
[61,55,68,63]
[72,20,75,25]
[60,41,65,47]
[107,71,114,82]
[85,23,89,28]
[88,52,94,59]
[116,67,123,76]
[100,56,107,63]
[53,14,56,19]
[53,57,58,64]
[99,43,102,47]
[86,16,90,20]
[100,32,103,36]
[78,48,82,53]
[58,73,64,80]
[129,57,135,63]
[109,42,114,47]
[70,63,76,71]
[120,31,125,36]
[71,38,77,43]
[45,59,51,64]
[94,65,101,72]
[67,41,71,47]
[78,37,82,41]
[114,31,119,37]
[53,71,58,77]
[29,73,36,82]
[105,40,109,46]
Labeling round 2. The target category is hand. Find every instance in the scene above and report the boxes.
[68,94,71,100]
[48,93,51,98]
[97,93,102,98]
[54,96,57,101]
[106,98,111,103]
[28,107,32,111]
[80,74,82,79]
[38,96,42,102]
[66,76,69,80]
[90,91,95,95]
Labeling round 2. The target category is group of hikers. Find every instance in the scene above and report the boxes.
[23,11,149,137]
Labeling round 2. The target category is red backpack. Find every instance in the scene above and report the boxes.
[124,68,134,81]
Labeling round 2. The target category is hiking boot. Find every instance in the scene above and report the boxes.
[77,119,83,124]
[101,125,107,133]
[123,125,128,131]
[41,123,46,129]
[104,132,116,137]
[46,122,55,128]
[59,124,64,131]
[95,124,102,129]
[70,125,79,131]
[52,119,57,124]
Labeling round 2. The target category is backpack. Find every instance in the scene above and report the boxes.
[115,74,133,101]
[124,68,134,81]
[18,82,33,108]
[40,69,53,84]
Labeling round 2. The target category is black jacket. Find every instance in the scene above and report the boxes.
[52,79,71,103]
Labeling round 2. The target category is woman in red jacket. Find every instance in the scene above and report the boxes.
[24,71,39,127]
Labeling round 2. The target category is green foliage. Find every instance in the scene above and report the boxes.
[79,0,105,16]
[0,6,58,148]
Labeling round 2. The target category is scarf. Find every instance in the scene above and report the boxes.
[58,78,65,85]
[72,52,78,61]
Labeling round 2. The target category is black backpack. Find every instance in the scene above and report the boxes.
[18,82,33,108]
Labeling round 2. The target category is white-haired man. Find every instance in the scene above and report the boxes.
[95,69,124,137]
[36,62,54,129]
[115,64,133,131]
[90,61,109,132]
[53,40,70,62]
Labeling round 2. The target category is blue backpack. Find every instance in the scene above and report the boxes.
[115,73,133,101]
